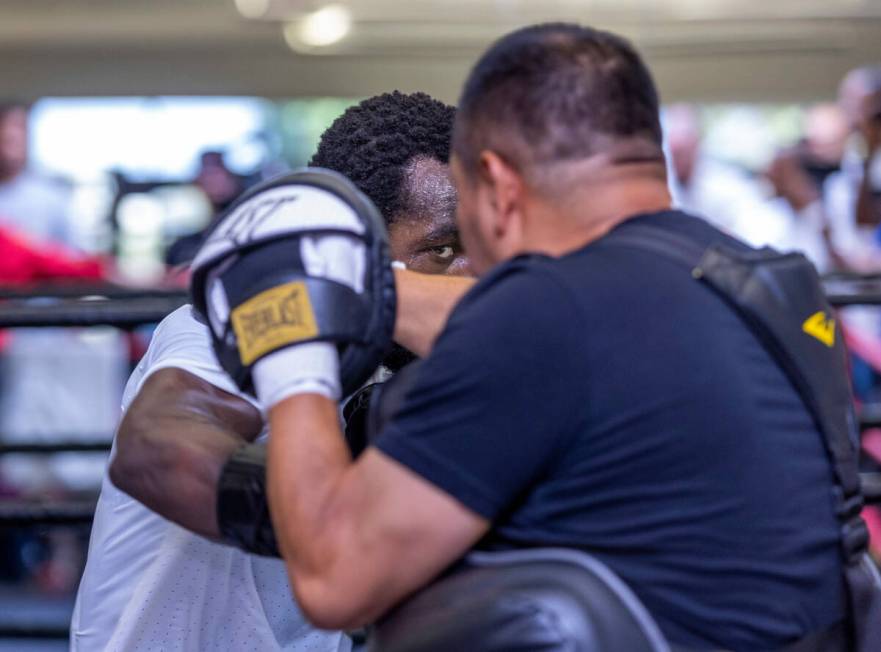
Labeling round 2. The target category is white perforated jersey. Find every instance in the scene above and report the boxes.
[70,305,349,652]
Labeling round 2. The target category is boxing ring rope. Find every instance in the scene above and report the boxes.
[0,441,112,455]
[0,279,879,638]
[0,500,98,527]
[0,294,188,328]
[0,624,71,640]
[826,293,881,306]
[0,285,189,301]
[0,286,180,543]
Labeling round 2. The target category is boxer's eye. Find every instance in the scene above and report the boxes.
[430,245,455,261]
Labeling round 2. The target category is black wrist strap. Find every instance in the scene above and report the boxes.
[217,443,280,557]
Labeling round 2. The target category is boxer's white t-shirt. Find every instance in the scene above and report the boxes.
[70,305,350,652]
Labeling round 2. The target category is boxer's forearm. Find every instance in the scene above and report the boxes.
[110,368,263,540]
[393,269,473,357]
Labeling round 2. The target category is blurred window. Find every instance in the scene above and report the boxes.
[24,97,354,277]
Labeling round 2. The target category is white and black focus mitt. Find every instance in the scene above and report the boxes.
[190,168,396,405]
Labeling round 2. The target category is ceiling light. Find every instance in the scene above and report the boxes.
[234,0,271,19]
[284,4,352,51]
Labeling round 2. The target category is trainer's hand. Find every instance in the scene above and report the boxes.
[190,169,396,406]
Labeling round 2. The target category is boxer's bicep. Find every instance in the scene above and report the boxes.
[110,367,263,539]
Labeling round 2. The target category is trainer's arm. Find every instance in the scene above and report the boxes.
[393,268,473,357]
[267,394,489,630]
[109,367,263,540]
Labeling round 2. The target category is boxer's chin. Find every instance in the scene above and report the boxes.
[382,344,418,373]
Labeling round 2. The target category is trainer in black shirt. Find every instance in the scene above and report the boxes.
[379,210,843,649]
[259,23,843,650]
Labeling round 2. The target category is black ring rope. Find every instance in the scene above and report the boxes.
[0,500,97,527]
[0,624,71,639]
[0,285,188,301]
[863,473,881,505]
[0,281,875,326]
[827,293,881,307]
[0,441,112,455]
[0,295,188,328]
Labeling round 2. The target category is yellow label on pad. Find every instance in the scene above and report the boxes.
[802,310,835,347]
[231,281,319,365]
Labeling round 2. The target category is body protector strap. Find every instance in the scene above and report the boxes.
[605,219,881,651]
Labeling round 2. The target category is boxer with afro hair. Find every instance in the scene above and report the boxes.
[310,91,457,226]
[312,91,468,371]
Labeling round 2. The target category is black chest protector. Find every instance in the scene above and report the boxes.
[604,220,881,651]
[365,220,881,652]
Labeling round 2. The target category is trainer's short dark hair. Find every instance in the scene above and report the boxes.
[310,91,456,224]
[453,23,663,177]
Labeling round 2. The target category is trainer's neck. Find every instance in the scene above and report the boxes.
[524,162,672,258]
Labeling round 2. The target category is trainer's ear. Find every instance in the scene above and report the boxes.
[478,150,524,238]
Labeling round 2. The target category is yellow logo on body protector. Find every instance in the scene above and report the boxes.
[231,281,319,365]
[802,310,835,347]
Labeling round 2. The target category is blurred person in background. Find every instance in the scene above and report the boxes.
[165,150,246,267]
[764,103,851,271]
[0,99,120,445]
[818,67,881,407]
[0,101,126,596]
[0,101,72,246]
[0,227,105,285]
[194,151,244,213]
[798,103,850,188]
[666,103,831,269]
[824,65,881,269]
[0,226,108,592]
[666,103,760,235]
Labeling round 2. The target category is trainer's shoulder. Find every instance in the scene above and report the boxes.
[461,254,577,308]
[448,254,582,341]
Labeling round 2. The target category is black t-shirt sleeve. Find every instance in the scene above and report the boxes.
[375,260,585,519]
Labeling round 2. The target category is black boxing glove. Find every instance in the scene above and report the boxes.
[217,389,387,557]
[216,443,279,557]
